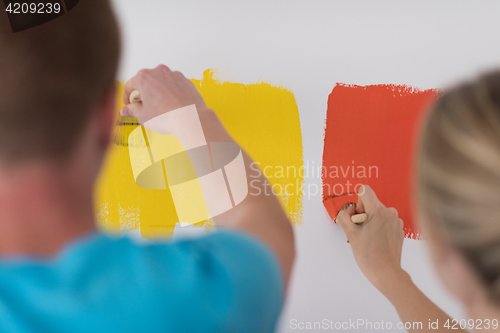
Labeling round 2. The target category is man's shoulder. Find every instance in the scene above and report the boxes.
[0,230,283,333]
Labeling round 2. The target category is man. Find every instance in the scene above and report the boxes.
[0,1,295,332]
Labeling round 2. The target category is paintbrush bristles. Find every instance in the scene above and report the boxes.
[112,117,140,146]
[112,90,142,146]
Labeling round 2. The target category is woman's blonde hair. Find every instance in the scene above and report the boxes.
[418,71,500,299]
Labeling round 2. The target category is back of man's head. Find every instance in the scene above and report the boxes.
[0,0,120,164]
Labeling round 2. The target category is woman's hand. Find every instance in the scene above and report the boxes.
[337,185,466,332]
[337,185,406,294]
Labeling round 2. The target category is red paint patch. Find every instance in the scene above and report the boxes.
[322,84,439,239]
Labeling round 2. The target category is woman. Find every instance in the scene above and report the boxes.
[337,71,500,332]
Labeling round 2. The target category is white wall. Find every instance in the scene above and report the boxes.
[111,1,500,331]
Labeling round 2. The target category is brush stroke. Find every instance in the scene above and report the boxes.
[94,81,179,240]
[322,83,439,239]
[95,70,304,240]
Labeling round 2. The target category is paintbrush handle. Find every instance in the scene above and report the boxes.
[130,90,141,103]
[351,213,367,224]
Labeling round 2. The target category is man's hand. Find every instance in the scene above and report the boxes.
[337,185,405,294]
[120,65,208,123]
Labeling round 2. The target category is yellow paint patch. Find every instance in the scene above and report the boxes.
[94,71,303,240]
[192,70,304,225]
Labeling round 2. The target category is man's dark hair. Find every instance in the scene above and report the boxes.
[0,0,120,162]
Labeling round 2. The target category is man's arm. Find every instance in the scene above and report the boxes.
[337,185,465,333]
[120,65,295,287]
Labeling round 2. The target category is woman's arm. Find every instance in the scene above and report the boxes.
[337,185,465,333]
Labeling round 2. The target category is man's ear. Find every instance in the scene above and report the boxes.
[98,83,117,149]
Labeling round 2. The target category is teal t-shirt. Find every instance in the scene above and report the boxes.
[0,231,283,333]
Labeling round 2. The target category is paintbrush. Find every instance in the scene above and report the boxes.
[351,213,367,223]
[337,202,368,224]
[112,90,142,146]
